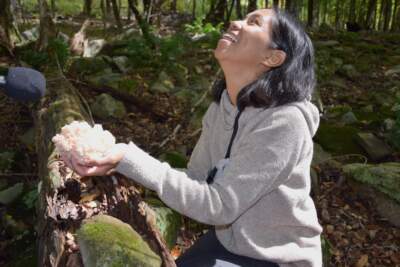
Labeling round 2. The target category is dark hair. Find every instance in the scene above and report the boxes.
[212,7,316,111]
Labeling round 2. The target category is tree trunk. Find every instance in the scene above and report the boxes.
[383,0,392,31]
[236,0,242,19]
[206,0,227,23]
[265,0,269,8]
[192,0,196,18]
[35,70,177,267]
[37,0,57,51]
[357,0,367,26]
[349,0,356,23]
[247,0,257,13]
[127,0,155,47]
[170,0,177,12]
[83,0,92,17]
[364,0,377,29]
[0,0,14,55]
[273,0,279,8]
[391,0,400,31]
[307,0,319,28]
[335,0,341,29]
[111,0,123,29]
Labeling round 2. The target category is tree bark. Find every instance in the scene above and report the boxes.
[307,0,319,28]
[391,0,400,31]
[0,0,14,55]
[247,0,257,13]
[349,0,357,24]
[383,0,392,31]
[364,0,377,29]
[83,0,92,17]
[35,71,177,267]
[37,0,57,51]
[111,0,123,29]
[236,0,242,19]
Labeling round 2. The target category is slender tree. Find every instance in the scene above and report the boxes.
[83,0,92,17]
[308,0,319,28]
[111,0,123,29]
[348,0,357,27]
[391,0,400,31]
[383,0,393,31]
[0,0,13,55]
[364,0,377,29]
[37,0,57,51]
[236,0,243,19]
[247,0,258,13]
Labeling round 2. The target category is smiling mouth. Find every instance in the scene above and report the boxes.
[221,33,238,43]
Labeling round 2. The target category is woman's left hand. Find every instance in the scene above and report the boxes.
[68,143,129,177]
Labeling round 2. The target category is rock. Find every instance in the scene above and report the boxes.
[0,182,24,205]
[361,104,374,113]
[21,27,39,42]
[384,64,400,76]
[19,127,36,151]
[150,71,174,93]
[338,64,359,79]
[77,214,162,267]
[69,57,111,78]
[146,198,182,250]
[315,123,364,156]
[325,104,351,119]
[113,56,131,73]
[83,39,106,58]
[341,111,358,124]
[342,162,400,227]
[383,118,396,131]
[90,93,126,120]
[0,151,15,172]
[355,132,392,161]
[87,72,138,96]
[312,142,331,166]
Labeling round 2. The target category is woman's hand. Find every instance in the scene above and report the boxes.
[66,143,129,177]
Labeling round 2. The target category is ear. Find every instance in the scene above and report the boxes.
[261,50,286,68]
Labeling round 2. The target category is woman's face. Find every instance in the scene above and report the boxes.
[214,8,277,67]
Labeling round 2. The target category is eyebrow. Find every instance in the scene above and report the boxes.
[245,13,263,20]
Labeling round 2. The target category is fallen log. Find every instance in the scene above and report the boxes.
[35,71,178,266]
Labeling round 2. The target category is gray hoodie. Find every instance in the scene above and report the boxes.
[116,89,323,267]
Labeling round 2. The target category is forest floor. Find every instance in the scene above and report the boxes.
[1,22,400,267]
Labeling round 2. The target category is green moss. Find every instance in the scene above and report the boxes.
[342,163,400,203]
[315,122,365,155]
[146,198,182,250]
[77,214,161,267]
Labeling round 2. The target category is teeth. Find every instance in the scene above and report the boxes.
[223,33,238,43]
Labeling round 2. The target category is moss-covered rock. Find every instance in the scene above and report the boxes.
[342,162,400,202]
[146,197,182,250]
[314,122,364,155]
[77,214,162,267]
[90,93,127,120]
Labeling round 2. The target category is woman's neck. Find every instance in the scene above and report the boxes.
[222,64,263,106]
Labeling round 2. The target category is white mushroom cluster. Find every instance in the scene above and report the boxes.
[52,121,115,164]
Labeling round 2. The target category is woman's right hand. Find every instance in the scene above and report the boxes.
[63,143,129,177]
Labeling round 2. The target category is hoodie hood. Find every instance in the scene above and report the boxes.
[289,100,320,137]
[219,89,320,137]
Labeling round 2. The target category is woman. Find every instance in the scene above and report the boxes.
[70,7,323,267]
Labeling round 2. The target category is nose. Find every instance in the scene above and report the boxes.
[228,20,241,32]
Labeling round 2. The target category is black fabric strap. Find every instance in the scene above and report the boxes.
[207,108,244,184]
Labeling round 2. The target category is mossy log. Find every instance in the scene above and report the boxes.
[35,71,177,267]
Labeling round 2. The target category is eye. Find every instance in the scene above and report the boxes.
[248,17,261,26]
